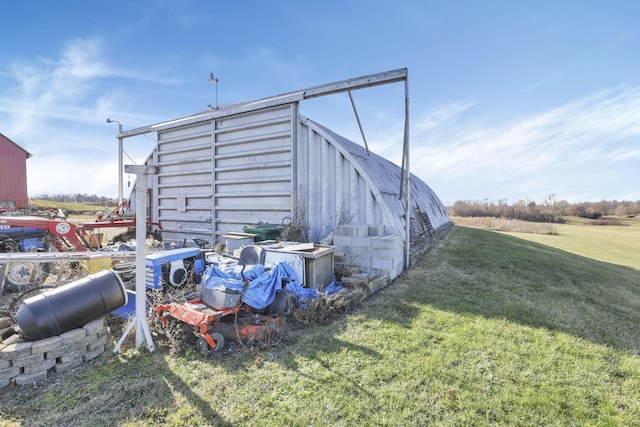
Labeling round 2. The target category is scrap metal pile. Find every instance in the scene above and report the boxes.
[1,214,346,358]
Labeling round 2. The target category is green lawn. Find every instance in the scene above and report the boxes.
[28,199,107,214]
[1,225,639,426]
[502,216,640,270]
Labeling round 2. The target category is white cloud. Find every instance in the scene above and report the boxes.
[27,155,119,197]
[519,82,545,93]
[414,101,476,132]
[11,39,108,104]
[610,147,640,162]
[395,86,640,202]
[1,37,174,139]
[414,86,640,179]
[0,37,170,197]
[57,38,109,80]
[5,37,180,116]
[3,34,638,203]
[356,101,477,168]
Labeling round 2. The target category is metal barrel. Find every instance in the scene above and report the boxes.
[15,269,127,341]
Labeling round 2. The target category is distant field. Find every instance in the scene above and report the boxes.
[451,215,639,270]
[473,216,639,271]
[26,199,126,245]
[28,199,108,214]
[450,216,558,235]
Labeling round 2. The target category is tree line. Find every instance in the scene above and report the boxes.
[449,197,640,223]
[33,193,113,206]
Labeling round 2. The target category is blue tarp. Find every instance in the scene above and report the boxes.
[201,261,343,309]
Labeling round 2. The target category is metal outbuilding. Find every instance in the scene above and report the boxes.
[0,133,31,210]
[119,69,450,279]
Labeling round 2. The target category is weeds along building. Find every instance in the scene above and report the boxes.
[121,69,450,279]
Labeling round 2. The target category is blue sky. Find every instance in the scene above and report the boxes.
[1,0,638,205]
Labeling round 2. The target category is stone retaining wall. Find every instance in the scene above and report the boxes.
[0,317,108,388]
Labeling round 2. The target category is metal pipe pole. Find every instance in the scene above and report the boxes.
[403,74,411,270]
[348,90,370,155]
[107,119,124,205]
[118,124,123,205]
[208,73,219,109]
[113,164,158,353]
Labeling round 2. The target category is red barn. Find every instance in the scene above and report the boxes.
[0,133,32,210]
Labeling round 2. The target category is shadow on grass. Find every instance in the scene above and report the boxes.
[0,345,234,426]
[3,225,638,424]
[395,226,640,353]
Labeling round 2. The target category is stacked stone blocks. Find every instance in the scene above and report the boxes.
[0,317,109,388]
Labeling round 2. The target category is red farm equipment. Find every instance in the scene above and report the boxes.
[0,216,93,290]
[0,206,162,291]
[155,260,295,357]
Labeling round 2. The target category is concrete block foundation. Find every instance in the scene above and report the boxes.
[333,224,405,280]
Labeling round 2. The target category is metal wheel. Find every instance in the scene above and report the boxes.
[196,332,225,358]
[4,262,44,292]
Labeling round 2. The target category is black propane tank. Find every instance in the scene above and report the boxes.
[15,269,127,341]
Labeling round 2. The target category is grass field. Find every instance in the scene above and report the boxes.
[28,199,107,213]
[503,216,640,270]
[0,222,639,425]
[452,215,640,271]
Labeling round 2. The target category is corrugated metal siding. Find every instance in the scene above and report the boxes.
[299,118,450,241]
[0,134,30,209]
[296,122,391,242]
[140,104,449,246]
[152,105,295,243]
